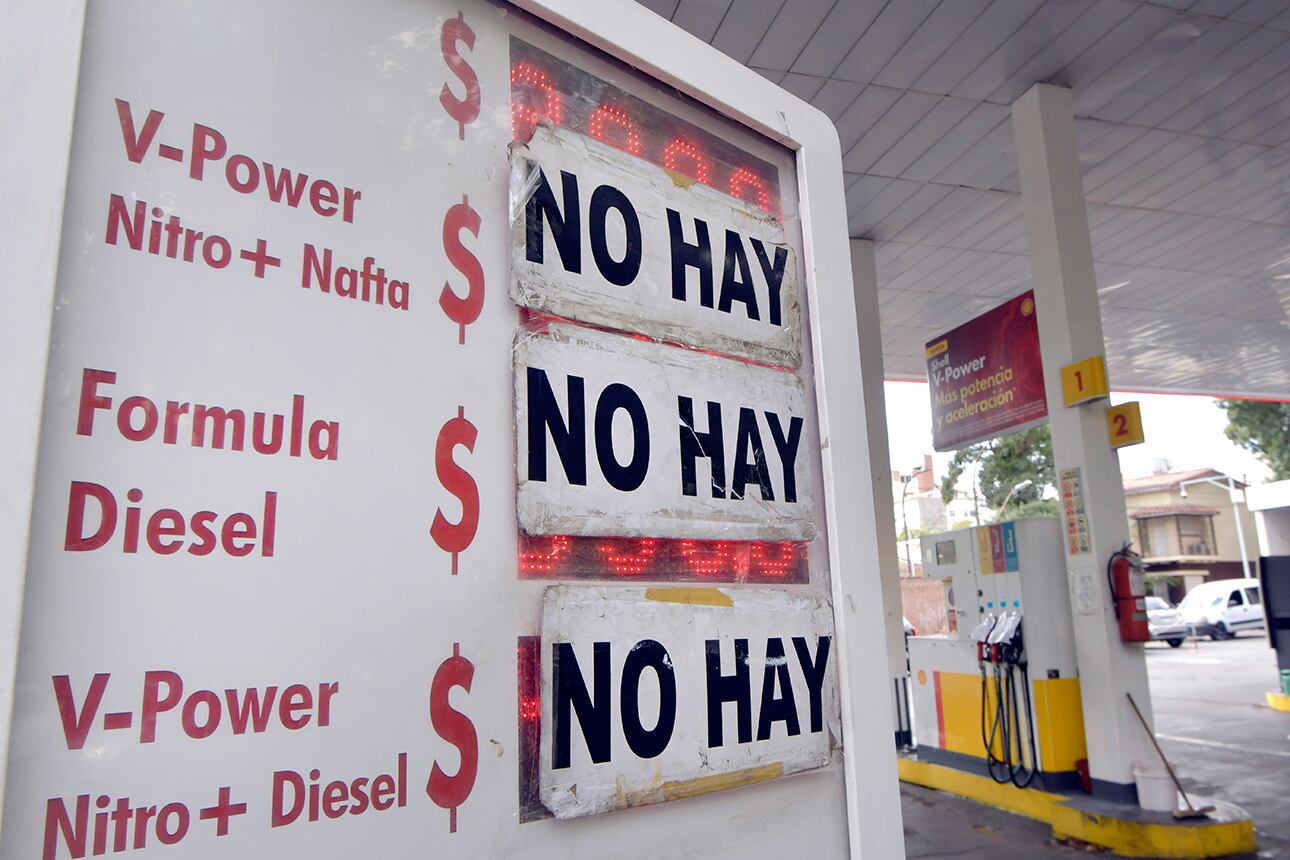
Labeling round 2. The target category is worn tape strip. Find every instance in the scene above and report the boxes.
[643,587,733,607]
[662,762,784,801]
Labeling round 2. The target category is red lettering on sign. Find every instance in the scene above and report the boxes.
[439,196,484,344]
[427,644,477,833]
[115,98,164,164]
[64,483,277,559]
[272,755,407,827]
[52,674,110,750]
[440,12,481,140]
[43,794,195,860]
[430,407,479,576]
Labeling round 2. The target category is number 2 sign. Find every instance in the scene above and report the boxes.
[1106,402,1145,449]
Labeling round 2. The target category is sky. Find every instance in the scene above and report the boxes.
[883,380,1273,488]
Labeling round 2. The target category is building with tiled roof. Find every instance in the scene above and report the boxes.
[1123,468,1259,603]
[1122,468,1227,495]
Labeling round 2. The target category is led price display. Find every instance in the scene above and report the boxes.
[510,38,781,216]
[517,534,808,583]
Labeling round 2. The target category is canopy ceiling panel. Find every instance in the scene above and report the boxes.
[639,0,1290,398]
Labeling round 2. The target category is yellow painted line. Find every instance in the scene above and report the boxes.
[662,762,783,801]
[1267,690,1290,713]
[898,758,1256,859]
[644,587,732,607]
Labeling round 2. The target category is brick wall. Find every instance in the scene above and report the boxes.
[901,577,949,636]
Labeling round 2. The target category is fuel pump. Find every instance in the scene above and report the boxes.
[1108,544,1150,643]
[909,519,1086,792]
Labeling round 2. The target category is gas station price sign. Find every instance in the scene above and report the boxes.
[2,0,853,856]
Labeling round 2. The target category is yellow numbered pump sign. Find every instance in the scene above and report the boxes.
[2,1,903,858]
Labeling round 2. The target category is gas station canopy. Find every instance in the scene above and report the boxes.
[640,0,1290,400]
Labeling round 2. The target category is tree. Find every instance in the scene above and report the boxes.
[940,426,1056,520]
[1217,399,1290,480]
[1000,497,1060,521]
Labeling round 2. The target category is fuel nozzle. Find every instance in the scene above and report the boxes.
[971,614,997,663]
[989,613,1025,665]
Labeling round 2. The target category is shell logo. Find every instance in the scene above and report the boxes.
[1021,297,1035,316]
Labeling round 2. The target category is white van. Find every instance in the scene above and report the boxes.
[1178,578,1265,640]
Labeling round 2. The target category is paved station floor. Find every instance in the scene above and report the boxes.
[902,635,1289,859]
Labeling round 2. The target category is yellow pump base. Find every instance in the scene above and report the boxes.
[1266,690,1290,712]
[898,756,1256,859]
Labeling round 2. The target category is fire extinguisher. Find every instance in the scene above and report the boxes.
[1108,544,1150,642]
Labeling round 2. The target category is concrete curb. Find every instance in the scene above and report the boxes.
[898,757,1256,858]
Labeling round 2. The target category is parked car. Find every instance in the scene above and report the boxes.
[1145,596,1188,647]
[1177,578,1265,640]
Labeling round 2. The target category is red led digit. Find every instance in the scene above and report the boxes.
[517,638,541,722]
[511,62,563,141]
[751,542,798,577]
[589,103,642,156]
[518,534,570,574]
[597,538,658,575]
[663,139,709,184]
[516,635,545,822]
[679,540,733,578]
[729,167,771,212]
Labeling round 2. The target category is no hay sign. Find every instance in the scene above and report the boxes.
[539,586,838,819]
[511,125,801,368]
[514,324,816,541]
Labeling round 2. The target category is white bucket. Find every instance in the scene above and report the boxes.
[1133,764,1178,812]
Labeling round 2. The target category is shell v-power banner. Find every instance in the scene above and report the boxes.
[925,290,1048,451]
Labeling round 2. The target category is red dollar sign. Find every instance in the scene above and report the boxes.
[428,643,478,834]
[439,195,484,345]
[430,406,479,576]
[440,12,480,140]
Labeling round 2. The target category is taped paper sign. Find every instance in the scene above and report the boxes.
[515,323,817,541]
[511,125,801,367]
[539,585,838,818]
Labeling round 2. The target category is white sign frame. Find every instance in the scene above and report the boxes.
[4,1,904,857]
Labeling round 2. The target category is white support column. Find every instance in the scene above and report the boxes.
[850,238,911,746]
[1011,83,1154,800]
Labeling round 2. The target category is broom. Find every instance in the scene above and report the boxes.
[1126,692,1215,820]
